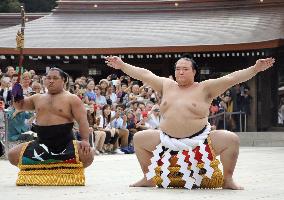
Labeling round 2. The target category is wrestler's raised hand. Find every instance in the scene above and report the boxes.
[12,82,24,102]
[105,56,125,70]
[254,57,275,72]
[79,139,91,155]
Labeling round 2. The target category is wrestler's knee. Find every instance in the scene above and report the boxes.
[80,150,95,168]
[83,155,94,168]
[227,131,240,147]
[77,142,95,168]
[210,130,240,154]
[7,149,18,166]
[133,131,144,146]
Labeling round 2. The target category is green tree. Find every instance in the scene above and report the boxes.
[0,0,57,13]
[0,0,21,13]
[19,0,57,12]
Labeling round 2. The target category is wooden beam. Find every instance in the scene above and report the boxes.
[0,39,283,55]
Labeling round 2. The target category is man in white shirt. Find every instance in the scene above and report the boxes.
[111,104,130,153]
[146,104,161,130]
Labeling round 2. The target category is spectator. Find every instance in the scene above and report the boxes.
[220,93,236,131]
[209,99,220,128]
[278,97,284,124]
[0,76,12,108]
[31,82,42,95]
[117,83,129,106]
[148,87,159,104]
[95,85,107,109]
[105,85,118,107]
[74,83,85,100]
[7,104,34,142]
[84,80,96,105]
[5,66,15,78]
[135,108,148,131]
[74,77,84,88]
[98,104,119,153]
[240,87,253,116]
[80,76,87,88]
[29,70,36,79]
[146,104,161,129]
[32,75,40,83]
[111,104,131,153]
[85,104,106,155]
[99,79,109,96]
[10,74,18,88]
[21,72,32,96]
[129,83,140,102]
[126,109,137,146]
[129,101,139,112]
[0,96,5,136]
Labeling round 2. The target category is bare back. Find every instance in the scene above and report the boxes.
[33,91,74,126]
[159,79,211,138]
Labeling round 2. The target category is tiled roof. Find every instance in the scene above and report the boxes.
[0,13,49,30]
[0,2,283,54]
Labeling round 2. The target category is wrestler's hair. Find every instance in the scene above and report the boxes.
[48,67,68,82]
[174,54,200,81]
[48,67,70,89]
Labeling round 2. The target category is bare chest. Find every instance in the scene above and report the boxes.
[35,96,71,116]
[160,86,210,117]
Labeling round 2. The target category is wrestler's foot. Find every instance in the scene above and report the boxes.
[223,178,244,190]
[129,177,156,187]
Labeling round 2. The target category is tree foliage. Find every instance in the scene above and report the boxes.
[0,0,21,12]
[19,0,57,12]
[0,0,57,13]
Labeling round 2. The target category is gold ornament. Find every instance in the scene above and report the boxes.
[16,31,24,50]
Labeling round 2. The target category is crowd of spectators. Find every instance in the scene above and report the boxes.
[209,83,252,131]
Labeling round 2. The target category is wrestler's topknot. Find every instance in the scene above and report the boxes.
[48,67,69,83]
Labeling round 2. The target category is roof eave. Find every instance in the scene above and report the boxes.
[0,39,283,55]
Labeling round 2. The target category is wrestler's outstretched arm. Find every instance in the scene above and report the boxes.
[12,94,36,111]
[105,56,166,94]
[203,57,275,99]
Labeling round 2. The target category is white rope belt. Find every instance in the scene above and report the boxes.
[146,123,213,189]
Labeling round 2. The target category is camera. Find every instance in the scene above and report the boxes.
[112,80,119,86]
[110,74,118,80]
[29,91,36,96]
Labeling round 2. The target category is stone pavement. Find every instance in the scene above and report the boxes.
[0,147,284,200]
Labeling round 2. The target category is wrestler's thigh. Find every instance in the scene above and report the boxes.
[133,129,161,152]
[8,142,29,166]
[209,130,240,156]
